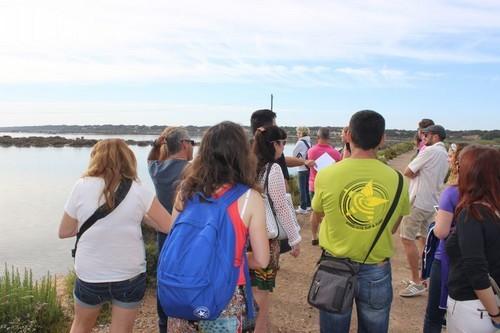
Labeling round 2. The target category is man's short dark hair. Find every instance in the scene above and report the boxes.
[418,118,434,129]
[317,127,330,140]
[250,109,276,134]
[349,110,385,150]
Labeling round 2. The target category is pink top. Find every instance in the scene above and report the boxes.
[308,144,341,192]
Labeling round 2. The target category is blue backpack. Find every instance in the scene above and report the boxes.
[157,183,255,321]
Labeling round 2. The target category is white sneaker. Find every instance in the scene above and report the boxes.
[306,207,312,212]
[295,207,308,214]
[399,281,427,297]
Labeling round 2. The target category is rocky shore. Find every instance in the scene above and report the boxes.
[0,135,153,148]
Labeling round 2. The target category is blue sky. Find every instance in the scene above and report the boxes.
[0,0,499,130]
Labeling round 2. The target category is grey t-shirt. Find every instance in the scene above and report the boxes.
[148,159,189,213]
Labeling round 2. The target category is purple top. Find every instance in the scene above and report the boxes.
[434,186,459,260]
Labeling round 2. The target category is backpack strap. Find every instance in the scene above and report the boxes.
[217,183,250,209]
[300,139,311,150]
[362,171,403,264]
[72,179,133,258]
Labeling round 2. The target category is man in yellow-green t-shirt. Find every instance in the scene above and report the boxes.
[311,110,410,333]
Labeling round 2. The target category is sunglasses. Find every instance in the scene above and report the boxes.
[181,139,196,146]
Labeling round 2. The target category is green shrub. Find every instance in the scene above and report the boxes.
[0,265,67,333]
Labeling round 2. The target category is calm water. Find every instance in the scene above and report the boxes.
[0,134,297,279]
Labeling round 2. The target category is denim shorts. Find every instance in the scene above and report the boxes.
[74,272,146,309]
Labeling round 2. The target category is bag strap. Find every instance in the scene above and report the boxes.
[362,171,403,264]
[264,163,281,238]
[71,179,133,258]
[300,139,311,150]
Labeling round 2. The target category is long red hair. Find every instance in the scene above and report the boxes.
[456,145,500,220]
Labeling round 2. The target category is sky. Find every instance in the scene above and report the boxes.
[0,0,499,130]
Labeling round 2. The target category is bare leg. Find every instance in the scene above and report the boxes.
[70,303,101,333]
[253,288,270,333]
[109,305,139,333]
[401,237,421,283]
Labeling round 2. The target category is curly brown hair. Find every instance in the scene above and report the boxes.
[176,121,257,210]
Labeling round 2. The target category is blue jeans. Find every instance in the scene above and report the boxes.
[298,170,311,210]
[157,232,168,333]
[320,261,392,333]
[423,259,446,333]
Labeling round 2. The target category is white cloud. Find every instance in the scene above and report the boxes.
[0,0,499,84]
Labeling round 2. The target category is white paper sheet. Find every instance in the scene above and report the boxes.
[314,152,336,171]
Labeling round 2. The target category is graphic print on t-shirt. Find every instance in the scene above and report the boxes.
[340,179,389,230]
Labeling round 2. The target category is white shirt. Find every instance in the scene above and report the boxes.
[292,136,311,172]
[407,142,449,212]
[64,177,154,282]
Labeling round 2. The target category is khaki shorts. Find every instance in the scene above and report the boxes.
[400,206,435,240]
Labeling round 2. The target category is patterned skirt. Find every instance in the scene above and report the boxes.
[249,239,281,292]
[167,286,250,333]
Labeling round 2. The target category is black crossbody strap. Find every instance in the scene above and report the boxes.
[362,171,403,264]
[264,163,281,238]
[71,179,133,258]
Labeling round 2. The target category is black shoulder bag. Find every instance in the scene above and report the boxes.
[71,179,133,258]
[307,171,403,314]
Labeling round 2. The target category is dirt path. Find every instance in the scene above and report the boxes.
[91,150,427,333]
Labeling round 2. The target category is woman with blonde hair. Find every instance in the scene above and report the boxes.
[59,139,172,333]
[423,143,467,332]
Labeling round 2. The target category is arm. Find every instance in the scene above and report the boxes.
[285,155,315,168]
[267,165,302,247]
[246,190,271,269]
[475,288,500,323]
[433,210,454,239]
[404,167,417,179]
[148,136,164,161]
[456,210,495,309]
[144,197,172,233]
[59,212,78,239]
[391,216,404,234]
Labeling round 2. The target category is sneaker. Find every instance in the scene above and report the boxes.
[306,207,312,212]
[296,207,308,214]
[400,279,412,287]
[311,239,319,246]
[399,281,427,297]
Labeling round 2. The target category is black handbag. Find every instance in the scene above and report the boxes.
[307,171,403,313]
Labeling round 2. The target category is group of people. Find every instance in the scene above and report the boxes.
[58,110,499,333]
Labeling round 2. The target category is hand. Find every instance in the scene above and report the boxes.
[154,136,165,147]
[491,311,500,328]
[305,159,316,168]
[290,244,300,258]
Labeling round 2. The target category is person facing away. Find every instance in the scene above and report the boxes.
[250,109,315,181]
[251,125,302,332]
[147,126,194,333]
[444,145,500,333]
[167,121,270,333]
[58,139,172,333]
[311,110,410,333]
[307,127,341,246]
[400,125,449,297]
[292,126,312,214]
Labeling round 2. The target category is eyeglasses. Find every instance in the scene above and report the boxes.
[273,140,287,146]
[181,139,196,146]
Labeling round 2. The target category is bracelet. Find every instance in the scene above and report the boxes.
[489,311,500,318]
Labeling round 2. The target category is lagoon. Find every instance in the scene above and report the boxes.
[0,134,298,278]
